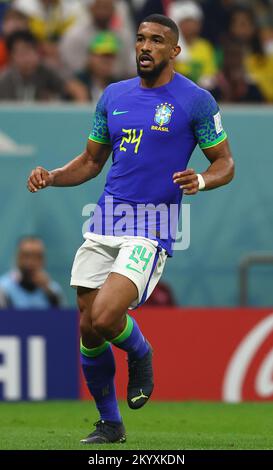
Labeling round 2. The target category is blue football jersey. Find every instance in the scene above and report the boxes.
[88,73,227,255]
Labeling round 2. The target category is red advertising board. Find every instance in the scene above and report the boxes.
[80,307,273,402]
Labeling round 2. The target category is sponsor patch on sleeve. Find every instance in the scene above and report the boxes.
[214,112,223,134]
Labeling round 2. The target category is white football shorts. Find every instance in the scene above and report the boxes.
[70,233,167,309]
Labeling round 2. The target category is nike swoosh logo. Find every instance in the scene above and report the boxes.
[131,389,149,404]
[113,109,129,116]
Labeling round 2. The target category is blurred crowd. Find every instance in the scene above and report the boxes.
[0,0,272,103]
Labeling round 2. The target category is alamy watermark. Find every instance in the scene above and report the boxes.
[82,196,190,251]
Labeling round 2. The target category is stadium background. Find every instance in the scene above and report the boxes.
[0,0,273,450]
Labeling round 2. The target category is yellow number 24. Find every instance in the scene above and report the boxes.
[120,129,143,154]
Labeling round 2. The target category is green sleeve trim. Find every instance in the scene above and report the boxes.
[88,135,111,145]
[80,338,110,357]
[111,315,134,345]
[199,132,227,149]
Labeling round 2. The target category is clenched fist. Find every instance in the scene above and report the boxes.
[173,168,199,195]
[27,166,54,193]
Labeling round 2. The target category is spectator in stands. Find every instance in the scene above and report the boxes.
[210,39,264,103]
[0,30,88,101]
[134,0,166,26]
[0,8,29,70]
[77,31,120,102]
[12,0,84,72]
[170,1,217,88]
[201,0,235,47]
[59,0,135,79]
[227,5,273,102]
[253,0,273,55]
[145,281,176,307]
[0,236,65,309]
[12,0,82,41]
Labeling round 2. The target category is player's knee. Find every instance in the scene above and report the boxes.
[92,296,124,338]
[79,314,92,337]
[92,301,116,336]
[92,313,114,337]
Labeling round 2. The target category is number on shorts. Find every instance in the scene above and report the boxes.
[129,245,153,272]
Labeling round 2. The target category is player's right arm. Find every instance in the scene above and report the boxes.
[27,140,112,192]
[27,87,112,193]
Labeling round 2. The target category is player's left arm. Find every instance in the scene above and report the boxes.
[173,138,234,195]
[173,90,234,195]
[200,137,234,190]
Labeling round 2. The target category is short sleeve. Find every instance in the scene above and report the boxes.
[89,90,111,145]
[192,89,227,149]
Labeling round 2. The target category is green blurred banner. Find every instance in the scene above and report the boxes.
[0,105,272,306]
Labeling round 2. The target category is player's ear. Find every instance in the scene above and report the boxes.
[170,45,181,60]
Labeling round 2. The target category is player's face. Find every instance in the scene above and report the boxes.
[136,22,178,79]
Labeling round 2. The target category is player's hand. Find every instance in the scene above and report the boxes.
[173,169,199,195]
[27,166,54,193]
[31,269,50,290]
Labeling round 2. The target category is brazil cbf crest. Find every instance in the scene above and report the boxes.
[153,103,175,131]
[155,103,174,125]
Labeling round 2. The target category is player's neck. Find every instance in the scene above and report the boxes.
[140,68,175,89]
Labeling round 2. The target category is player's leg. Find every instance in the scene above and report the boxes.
[90,238,162,410]
[93,239,167,409]
[91,272,150,362]
[71,237,126,444]
[78,286,125,444]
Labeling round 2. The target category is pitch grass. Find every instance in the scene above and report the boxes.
[0,401,273,450]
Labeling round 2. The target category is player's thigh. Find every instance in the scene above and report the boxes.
[111,237,162,308]
[71,237,116,290]
[77,286,98,317]
[91,272,138,326]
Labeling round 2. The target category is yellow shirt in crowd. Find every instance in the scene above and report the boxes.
[174,38,217,84]
[246,54,273,102]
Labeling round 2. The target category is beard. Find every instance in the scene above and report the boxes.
[136,58,169,80]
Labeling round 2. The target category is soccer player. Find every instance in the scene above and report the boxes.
[27,14,234,444]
